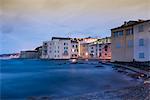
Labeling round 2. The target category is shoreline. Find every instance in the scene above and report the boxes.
[27,83,150,100]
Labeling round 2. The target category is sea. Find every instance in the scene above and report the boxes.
[0,59,139,100]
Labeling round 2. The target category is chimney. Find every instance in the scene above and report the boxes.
[124,21,127,25]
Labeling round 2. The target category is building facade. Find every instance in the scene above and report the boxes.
[79,37,97,59]
[71,40,79,59]
[88,37,111,60]
[133,20,150,61]
[111,21,135,62]
[79,43,89,59]
[99,43,111,60]
[41,37,112,60]
[88,43,97,59]
[41,41,49,59]
[111,20,150,62]
[20,50,38,59]
[41,37,80,59]
[35,46,42,58]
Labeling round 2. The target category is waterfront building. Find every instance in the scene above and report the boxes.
[42,37,72,59]
[41,36,112,60]
[35,46,42,58]
[97,38,111,60]
[111,21,135,62]
[88,43,97,59]
[20,50,38,59]
[79,43,89,59]
[133,20,150,61]
[71,40,79,59]
[41,41,49,59]
[88,37,111,60]
[78,37,97,59]
[41,37,80,59]
[111,19,150,62]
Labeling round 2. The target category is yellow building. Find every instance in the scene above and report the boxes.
[111,21,136,62]
[111,20,150,62]
[79,43,89,59]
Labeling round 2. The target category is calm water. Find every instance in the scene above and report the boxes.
[0,59,139,99]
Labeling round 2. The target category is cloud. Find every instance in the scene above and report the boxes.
[0,0,149,54]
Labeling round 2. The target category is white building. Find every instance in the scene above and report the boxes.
[88,43,97,59]
[41,37,80,59]
[133,20,150,62]
[71,40,79,59]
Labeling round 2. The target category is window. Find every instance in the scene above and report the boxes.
[139,53,144,58]
[113,32,118,37]
[91,47,93,49]
[139,39,144,46]
[64,47,68,49]
[128,40,133,47]
[116,42,121,48]
[44,50,47,53]
[44,43,47,45]
[63,51,68,55]
[126,29,133,35]
[72,45,74,48]
[138,25,144,32]
[76,45,78,48]
[99,53,101,57]
[119,31,123,36]
[64,43,67,45]
[58,51,59,53]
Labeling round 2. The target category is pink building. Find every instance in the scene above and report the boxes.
[99,43,111,61]
[88,37,111,61]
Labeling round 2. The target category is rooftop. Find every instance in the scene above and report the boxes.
[52,37,71,40]
[111,19,150,30]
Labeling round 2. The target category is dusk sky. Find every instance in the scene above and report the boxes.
[0,0,150,54]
